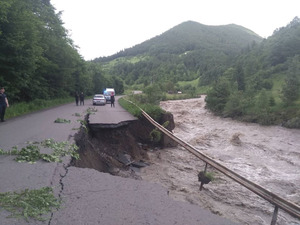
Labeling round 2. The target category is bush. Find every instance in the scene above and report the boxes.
[142,104,164,121]
[283,117,300,129]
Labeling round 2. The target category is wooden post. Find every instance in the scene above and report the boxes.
[270,205,279,225]
[200,163,208,191]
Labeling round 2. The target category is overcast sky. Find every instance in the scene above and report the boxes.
[50,0,300,60]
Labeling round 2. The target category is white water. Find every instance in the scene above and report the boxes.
[140,97,300,225]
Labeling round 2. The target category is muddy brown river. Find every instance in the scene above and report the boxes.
[140,97,300,225]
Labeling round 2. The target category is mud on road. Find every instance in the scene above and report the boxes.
[140,97,300,225]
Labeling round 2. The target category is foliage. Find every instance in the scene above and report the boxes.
[0,187,60,222]
[73,112,81,117]
[0,139,79,163]
[150,128,162,143]
[54,118,71,123]
[86,107,97,114]
[141,104,165,121]
[119,96,164,122]
[143,84,166,104]
[149,120,170,143]
[206,17,300,127]
[223,91,249,118]
[0,0,114,104]
[283,117,300,129]
[5,97,74,120]
[77,119,88,133]
[205,77,231,113]
[281,55,300,104]
[118,97,142,118]
[204,172,215,181]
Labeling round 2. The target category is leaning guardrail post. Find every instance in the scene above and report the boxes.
[271,206,279,225]
[199,163,208,191]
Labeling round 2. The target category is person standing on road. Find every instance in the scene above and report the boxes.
[80,92,84,105]
[0,87,9,122]
[75,92,79,106]
[110,94,115,107]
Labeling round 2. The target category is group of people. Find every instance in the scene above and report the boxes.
[75,92,84,106]
[76,91,115,107]
[0,87,9,122]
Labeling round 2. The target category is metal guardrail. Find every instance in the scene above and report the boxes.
[126,100,300,224]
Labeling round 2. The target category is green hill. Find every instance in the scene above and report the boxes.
[96,21,261,60]
[94,21,262,87]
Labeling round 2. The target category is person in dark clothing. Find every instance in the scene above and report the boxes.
[79,92,84,105]
[75,92,79,106]
[0,87,9,122]
[110,94,115,107]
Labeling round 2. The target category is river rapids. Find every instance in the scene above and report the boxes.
[140,97,300,225]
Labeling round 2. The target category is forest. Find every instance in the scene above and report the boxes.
[0,0,299,127]
[0,0,123,103]
[205,17,300,127]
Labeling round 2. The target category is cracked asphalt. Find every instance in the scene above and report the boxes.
[0,99,236,225]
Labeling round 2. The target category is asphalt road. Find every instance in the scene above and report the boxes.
[89,96,137,128]
[0,98,236,225]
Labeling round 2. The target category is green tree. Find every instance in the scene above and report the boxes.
[235,65,245,91]
[254,89,273,124]
[282,55,300,104]
[205,77,231,113]
[223,91,245,117]
[144,84,164,105]
[0,0,89,102]
[112,76,124,94]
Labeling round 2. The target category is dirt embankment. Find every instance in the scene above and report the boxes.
[72,112,175,178]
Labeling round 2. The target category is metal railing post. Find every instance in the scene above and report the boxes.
[200,163,208,191]
[271,206,279,225]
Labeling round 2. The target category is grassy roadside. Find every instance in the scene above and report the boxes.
[118,96,165,121]
[5,97,75,120]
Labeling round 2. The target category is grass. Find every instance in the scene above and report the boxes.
[102,55,150,71]
[177,78,211,95]
[118,97,142,117]
[5,97,74,120]
[119,96,165,121]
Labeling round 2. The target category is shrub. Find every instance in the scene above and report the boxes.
[283,117,300,129]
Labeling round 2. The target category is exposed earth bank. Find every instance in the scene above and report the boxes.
[72,112,176,178]
[72,97,300,225]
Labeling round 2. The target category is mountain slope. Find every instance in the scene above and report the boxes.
[94,21,262,86]
[205,17,300,127]
[96,21,262,61]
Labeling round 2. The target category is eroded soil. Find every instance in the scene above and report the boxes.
[140,97,300,225]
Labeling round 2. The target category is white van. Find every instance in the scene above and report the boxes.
[103,88,115,103]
